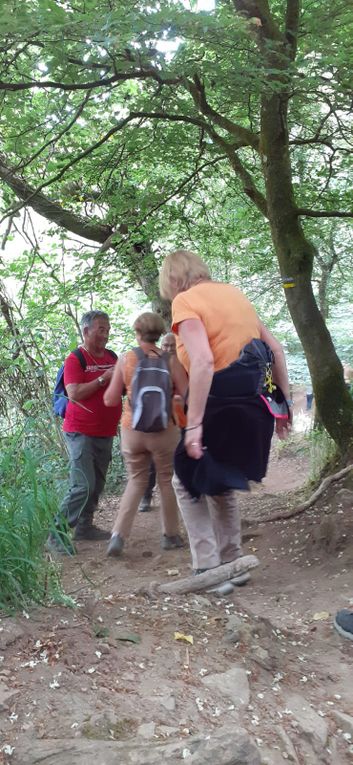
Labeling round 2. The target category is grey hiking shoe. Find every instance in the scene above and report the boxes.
[207,573,250,596]
[334,609,353,641]
[74,523,110,541]
[230,571,251,587]
[161,534,184,550]
[107,533,125,557]
[46,531,76,557]
[139,499,152,513]
[208,581,235,596]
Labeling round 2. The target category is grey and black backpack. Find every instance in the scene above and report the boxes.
[130,347,172,432]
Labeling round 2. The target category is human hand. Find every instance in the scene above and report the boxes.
[276,410,292,440]
[184,424,204,459]
[102,367,114,382]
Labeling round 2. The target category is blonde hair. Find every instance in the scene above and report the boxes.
[133,312,165,343]
[159,250,211,300]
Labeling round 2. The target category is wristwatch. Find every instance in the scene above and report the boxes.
[97,376,105,387]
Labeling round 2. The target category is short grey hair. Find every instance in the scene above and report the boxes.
[80,310,110,332]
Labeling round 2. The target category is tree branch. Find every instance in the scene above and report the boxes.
[185,75,259,150]
[14,91,92,173]
[297,208,353,219]
[0,113,140,225]
[0,154,112,243]
[0,68,180,92]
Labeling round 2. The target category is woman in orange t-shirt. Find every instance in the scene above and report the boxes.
[159,250,292,582]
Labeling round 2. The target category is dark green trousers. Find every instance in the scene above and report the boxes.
[58,433,113,528]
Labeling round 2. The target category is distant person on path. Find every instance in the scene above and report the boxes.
[48,311,121,554]
[138,331,187,513]
[104,312,188,557]
[159,250,292,580]
[343,363,353,394]
[306,386,314,411]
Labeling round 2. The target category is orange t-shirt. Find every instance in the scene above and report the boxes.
[172,281,260,373]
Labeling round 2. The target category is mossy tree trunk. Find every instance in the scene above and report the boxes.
[260,92,353,454]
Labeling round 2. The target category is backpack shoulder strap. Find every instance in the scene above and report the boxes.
[72,347,87,370]
[106,348,118,360]
[133,346,145,362]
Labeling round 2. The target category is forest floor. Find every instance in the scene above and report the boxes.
[1,400,353,765]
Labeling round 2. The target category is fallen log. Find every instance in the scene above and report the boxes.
[140,554,259,597]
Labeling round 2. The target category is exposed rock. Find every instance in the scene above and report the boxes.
[336,488,353,507]
[310,516,345,552]
[0,681,20,712]
[14,726,261,764]
[249,645,278,672]
[260,747,293,764]
[81,712,136,740]
[201,667,250,708]
[137,722,156,739]
[224,615,253,645]
[332,710,353,738]
[191,595,212,609]
[0,624,24,649]
[276,727,299,763]
[189,727,261,764]
[158,695,176,711]
[286,694,328,751]
[157,725,179,737]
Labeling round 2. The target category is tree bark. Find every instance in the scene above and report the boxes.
[260,91,353,453]
[139,555,259,597]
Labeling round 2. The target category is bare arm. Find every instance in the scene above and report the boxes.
[178,318,214,459]
[169,354,189,399]
[258,320,293,436]
[66,367,113,402]
[103,356,125,407]
[258,321,290,400]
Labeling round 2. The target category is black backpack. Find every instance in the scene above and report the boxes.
[130,347,172,432]
[53,347,117,418]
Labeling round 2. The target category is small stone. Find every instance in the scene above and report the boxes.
[333,710,353,738]
[202,667,250,708]
[192,595,212,608]
[0,682,20,712]
[250,646,277,671]
[224,615,253,645]
[277,728,299,763]
[286,694,328,751]
[158,724,179,737]
[159,695,176,711]
[137,721,156,738]
[260,748,292,765]
[0,625,24,650]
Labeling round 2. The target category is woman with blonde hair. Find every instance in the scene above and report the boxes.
[159,250,292,581]
[104,311,188,557]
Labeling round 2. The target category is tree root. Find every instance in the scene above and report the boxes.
[262,463,353,523]
[139,555,259,598]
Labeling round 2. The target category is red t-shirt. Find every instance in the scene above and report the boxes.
[63,348,122,437]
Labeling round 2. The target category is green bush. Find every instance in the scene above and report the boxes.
[0,439,68,612]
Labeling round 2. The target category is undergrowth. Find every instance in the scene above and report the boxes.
[0,433,71,612]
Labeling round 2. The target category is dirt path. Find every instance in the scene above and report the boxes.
[1,430,353,765]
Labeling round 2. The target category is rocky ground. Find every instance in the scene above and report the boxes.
[1,418,353,765]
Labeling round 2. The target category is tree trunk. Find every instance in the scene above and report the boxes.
[126,242,172,324]
[261,93,353,453]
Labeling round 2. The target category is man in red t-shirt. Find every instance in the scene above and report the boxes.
[48,311,121,554]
